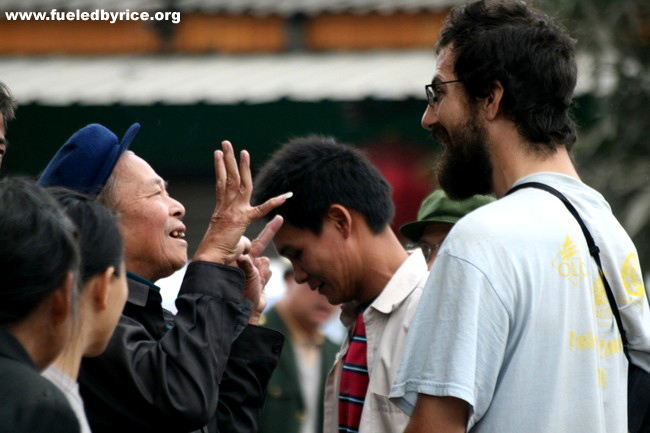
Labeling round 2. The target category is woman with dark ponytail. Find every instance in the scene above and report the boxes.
[42,189,128,433]
[0,177,81,433]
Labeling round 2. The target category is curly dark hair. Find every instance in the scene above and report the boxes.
[439,0,578,153]
[0,81,16,129]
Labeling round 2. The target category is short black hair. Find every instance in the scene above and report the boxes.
[49,189,124,286]
[0,81,16,129]
[439,0,577,152]
[0,177,80,326]
[253,135,394,235]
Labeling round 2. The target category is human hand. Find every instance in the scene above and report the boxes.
[235,216,283,324]
[193,141,291,265]
[236,255,271,325]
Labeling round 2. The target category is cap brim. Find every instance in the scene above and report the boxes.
[120,123,140,150]
[399,221,428,243]
[399,217,458,243]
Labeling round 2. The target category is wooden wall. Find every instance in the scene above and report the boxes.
[0,11,448,54]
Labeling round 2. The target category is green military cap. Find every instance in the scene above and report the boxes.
[399,189,495,243]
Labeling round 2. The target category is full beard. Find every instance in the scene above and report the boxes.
[434,114,493,200]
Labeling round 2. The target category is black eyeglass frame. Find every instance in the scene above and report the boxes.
[406,239,445,264]
[425,79,462,106]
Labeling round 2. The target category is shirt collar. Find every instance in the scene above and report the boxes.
[126,271,161,307]
[340,248,428,325]
[127,272,161,292]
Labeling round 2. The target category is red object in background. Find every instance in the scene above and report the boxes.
[363,141,435,238]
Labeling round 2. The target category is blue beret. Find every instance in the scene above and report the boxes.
[38,123,140,196]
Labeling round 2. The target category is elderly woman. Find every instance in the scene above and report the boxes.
[42,190,128,433]
[0,177,81,433]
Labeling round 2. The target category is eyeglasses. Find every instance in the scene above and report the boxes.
[425,79,462,107]
[407,240,444,264]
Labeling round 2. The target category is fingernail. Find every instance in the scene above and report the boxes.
[282,192,293,199]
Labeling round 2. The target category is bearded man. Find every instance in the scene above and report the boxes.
[389,1,650,433]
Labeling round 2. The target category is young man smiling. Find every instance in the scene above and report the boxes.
[253,135,429,433]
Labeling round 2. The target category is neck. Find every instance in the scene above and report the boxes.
[7,319,62,371]
[276,302,321,343]
[489,125,579,198]
[356,227,408,303]
[125,261,158,283]
[49,332,85,380]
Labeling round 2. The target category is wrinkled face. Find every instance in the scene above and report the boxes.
[0,113,6,169]
[110,152,187,281]
[274,221,357,306]
[423,47,493,200]
[418,222,453,269]
[284,276,337,330]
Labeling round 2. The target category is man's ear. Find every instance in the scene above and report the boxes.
[50,272,75,326]
[326,204,352,239]
[484,80,504,121]
[90,267,115,312]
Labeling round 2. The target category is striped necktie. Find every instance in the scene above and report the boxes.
[338,310,369,433]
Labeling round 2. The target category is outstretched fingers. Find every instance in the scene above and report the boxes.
[239,150,252,197]
[254,256,272,288]
[253,192,293,220]
[221,140,241,194]
[198,140,292,265]
[214,150,226,199]
[250,215,284,258]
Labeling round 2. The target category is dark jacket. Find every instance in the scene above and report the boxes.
[259,307,339,433]
[79,261,284,433]
[0,328,80,433]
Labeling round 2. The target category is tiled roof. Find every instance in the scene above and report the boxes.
[0,51,439,104]
[0,51,606,105]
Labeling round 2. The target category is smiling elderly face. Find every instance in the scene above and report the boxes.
[107,151,187,282]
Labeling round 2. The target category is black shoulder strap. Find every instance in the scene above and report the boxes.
[507,181,631,361]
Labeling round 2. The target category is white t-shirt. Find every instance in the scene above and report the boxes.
[390,172,650,433]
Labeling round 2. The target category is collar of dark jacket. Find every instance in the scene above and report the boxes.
[0,328,37,370]
[126,271,161,307]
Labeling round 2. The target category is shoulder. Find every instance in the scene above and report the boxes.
[262,306,285,330]
[444,189,568,255]
[321,337,340,366]
[0,359,79,433]
[323,336,340,353]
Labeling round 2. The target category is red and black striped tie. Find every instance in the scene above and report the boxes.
[338,311,369,433]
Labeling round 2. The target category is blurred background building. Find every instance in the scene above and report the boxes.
[0,0,648,280]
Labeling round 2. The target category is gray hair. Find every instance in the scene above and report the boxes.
[97,170,118,208]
